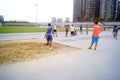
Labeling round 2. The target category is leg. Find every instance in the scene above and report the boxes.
[48,35,53,49]
[94,37,99,50]
[115,33,117,40]
[52,30,54,37]
[88,37,94,49]
[94,43,97,50]
[48,41,53,49]
[113,32,116,39]
[49,41,52,47]
[56,31,57,37]
[88,43,93,49]
[66,32,67,37]
[47,41,49,45]
[46,36,49,46]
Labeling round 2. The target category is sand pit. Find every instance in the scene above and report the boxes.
[0,39,79,66]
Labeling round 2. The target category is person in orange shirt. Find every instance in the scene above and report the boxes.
[88,22,103,50]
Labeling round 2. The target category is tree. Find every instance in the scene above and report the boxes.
[0,15,4,23]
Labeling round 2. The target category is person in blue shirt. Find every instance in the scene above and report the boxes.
[113,25,119,40]
[46,23,53,49]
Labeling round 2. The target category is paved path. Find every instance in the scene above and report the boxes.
[0,31,120,80]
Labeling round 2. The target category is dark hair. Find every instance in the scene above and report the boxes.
[48,23,51,26]
[114,25,117,28]
[94,22,98,24]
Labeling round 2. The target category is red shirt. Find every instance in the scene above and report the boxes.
[93,25,102,37]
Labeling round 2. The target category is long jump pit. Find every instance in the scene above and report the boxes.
[0,39,79,66]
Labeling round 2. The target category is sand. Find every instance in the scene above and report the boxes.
[0,39,79,66]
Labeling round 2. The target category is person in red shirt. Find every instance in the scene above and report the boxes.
[88,22,103,50]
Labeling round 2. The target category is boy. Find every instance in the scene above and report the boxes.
[88,22,103,50]
[80,25,83,34]
[113,25,119,40]
[53,24,57,37]
[70,25,75,37]
[46,23,53,49]
[65,24,69,37]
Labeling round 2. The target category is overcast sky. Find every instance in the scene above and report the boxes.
[0,0,73,22]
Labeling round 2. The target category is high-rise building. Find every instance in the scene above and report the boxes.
[86,0,95,20]
[73,0,119,22]
[100,0,119,20]
[57,18,63,23]
[111,0,118,20]
[73,0,96,22]
[73,0,82,22]
[65,17,70,22]
[117,0,120,20]
[51,17,57,23]
[100,0,112,19]
[95,0,100,18]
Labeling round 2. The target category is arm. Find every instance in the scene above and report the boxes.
[99,27,103,33]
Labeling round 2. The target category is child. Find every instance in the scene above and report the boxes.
[80,25,83,34]
[53,24,57,37]
[65,24,69,37]
[45,23,53,49]
[88,22,103,50]
[113,25,119,40]
[70,25,75,37]
[86,25,89,35]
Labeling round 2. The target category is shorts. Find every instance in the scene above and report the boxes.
[53,29,57,32]
[46,34,53,42]
[66,29,68,32]
[91,37,99,44]
[71,31,74,35]
[80,30,82,32]
[113,32,117,37]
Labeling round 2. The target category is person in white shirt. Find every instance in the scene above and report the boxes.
[53,24,57,37]
[70,25,75,36]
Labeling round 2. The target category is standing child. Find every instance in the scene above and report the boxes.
[88,22,103,50]
[112,25,119,40]
[53,24,57,37]
[65,24,69,37]
[86,25,89,35]
[80,25,83,34]
[70,25,75,37]
[46,23,53,49]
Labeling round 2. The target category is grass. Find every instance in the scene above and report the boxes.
[0,26,93,33]
[0,26,46,33]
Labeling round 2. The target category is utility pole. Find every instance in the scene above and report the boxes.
[35,4,38,26]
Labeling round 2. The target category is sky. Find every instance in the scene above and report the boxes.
[0,0,73,22]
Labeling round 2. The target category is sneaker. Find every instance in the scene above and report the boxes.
[88,47,92,49]
[49,47,52,50]
[46,46,49,48]
[94,48,96,50]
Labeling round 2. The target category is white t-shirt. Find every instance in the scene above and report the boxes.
[71,26,75,31]
[54,25,57,30]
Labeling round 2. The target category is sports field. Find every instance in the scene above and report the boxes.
[0,26,91,33]
[0,26,46,33]
[0,26,67,33]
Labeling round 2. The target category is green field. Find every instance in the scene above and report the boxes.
[0,26,67,33]
[0,26,92,33]
[0,26,46,33]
